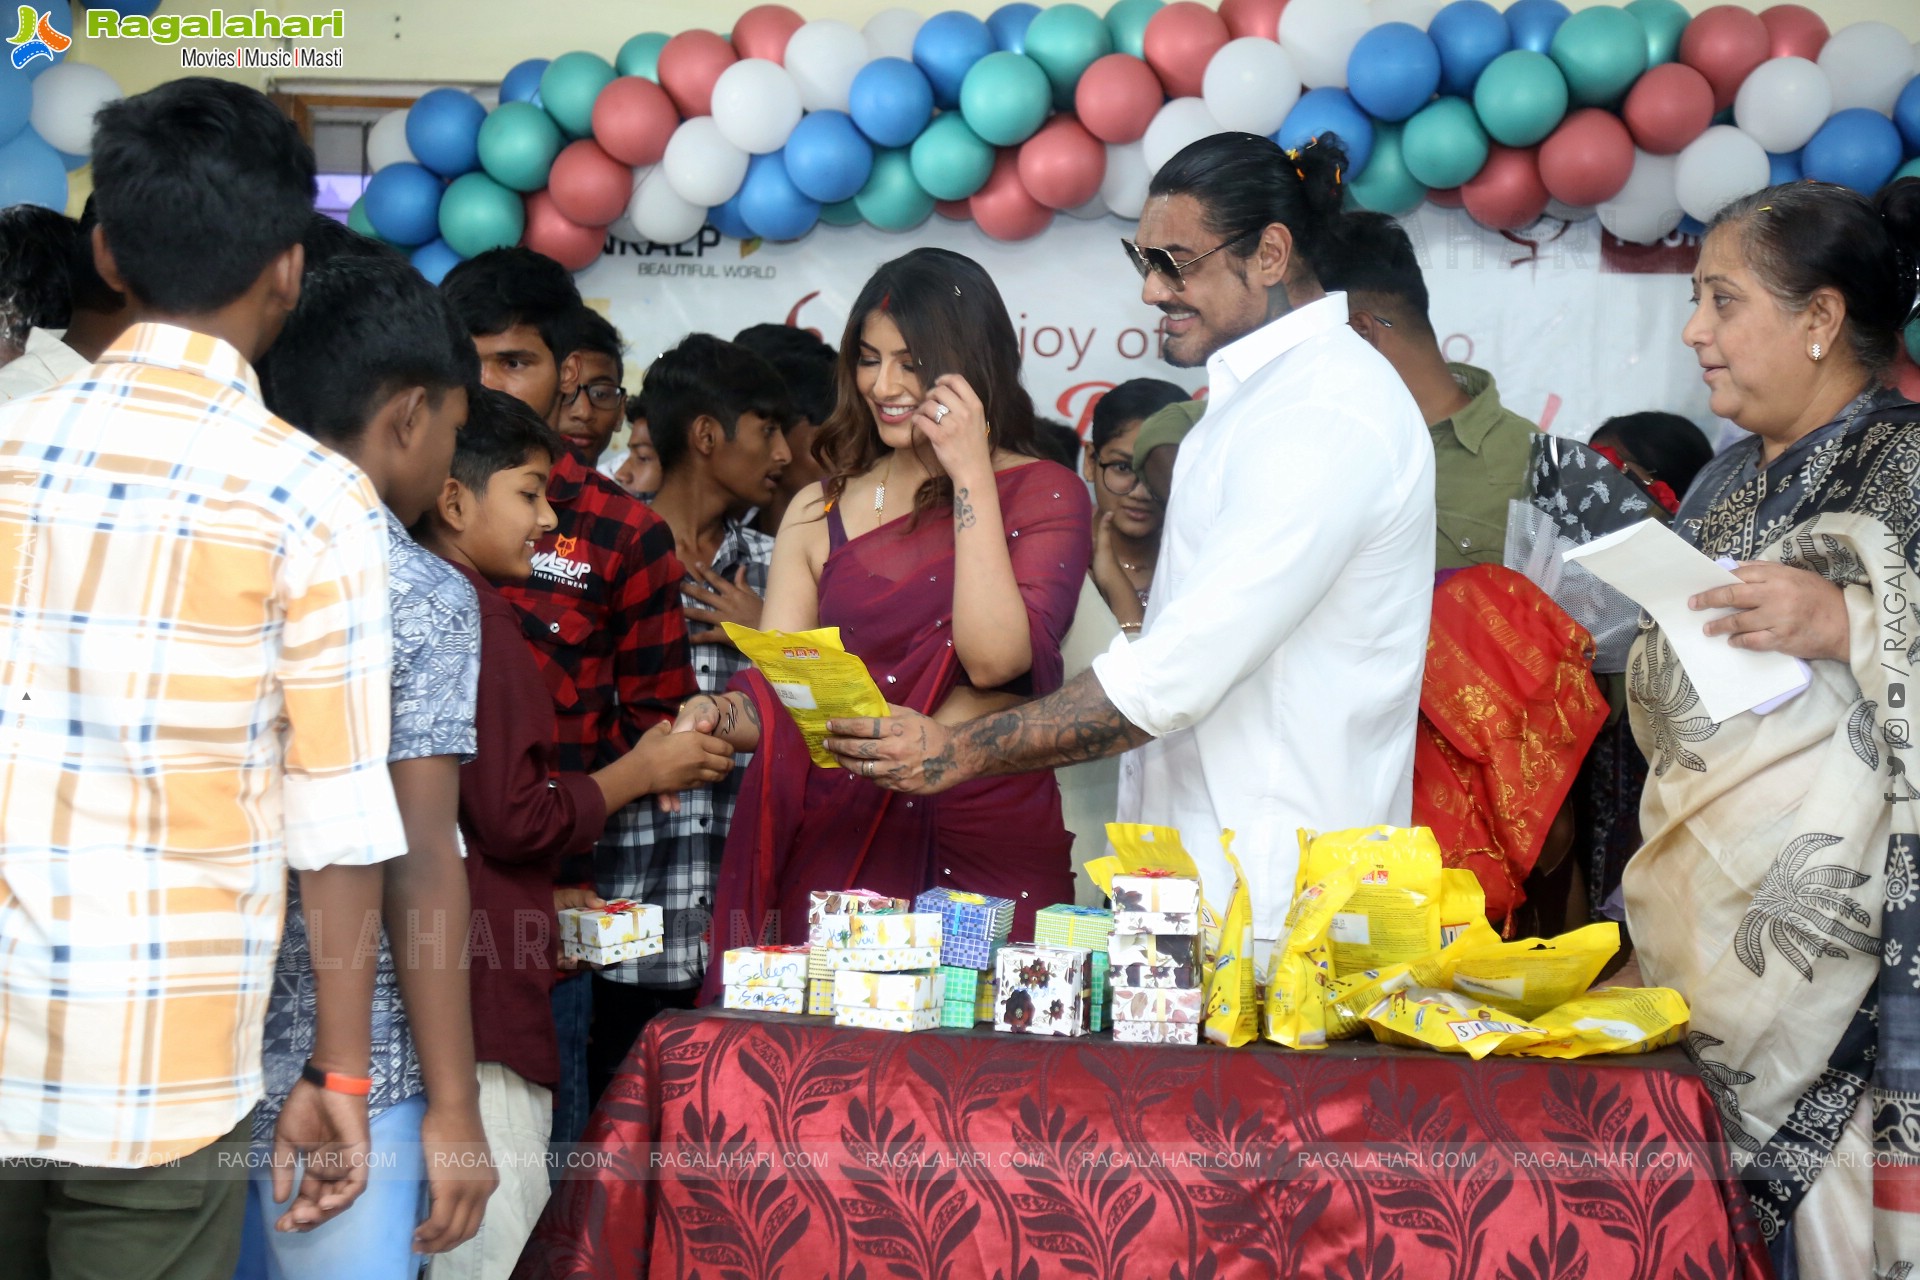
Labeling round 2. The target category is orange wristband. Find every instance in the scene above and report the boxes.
[300,1060,372,1096]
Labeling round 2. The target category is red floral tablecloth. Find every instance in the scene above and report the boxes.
[517,1009,1772,1280]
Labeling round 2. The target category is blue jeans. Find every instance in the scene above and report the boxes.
[549,973,593,1161]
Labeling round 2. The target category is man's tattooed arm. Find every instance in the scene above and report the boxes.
[921,668,1150,788]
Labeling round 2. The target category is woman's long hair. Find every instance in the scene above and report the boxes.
[815,247,1038,519]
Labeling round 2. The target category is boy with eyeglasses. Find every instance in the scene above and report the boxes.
[556,307,627,467]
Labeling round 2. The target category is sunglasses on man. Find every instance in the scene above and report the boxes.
[1120,227,1262,290]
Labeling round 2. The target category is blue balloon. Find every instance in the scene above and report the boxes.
[406,88,486,178]
[14,2,71,79]
[849,58,935,149]
[1803,108,1904,195]
[0,65,30,146]
[500,59,550,106]
[1767,150,1802,186]
[708,191,755,240]
[738,151,821,241]
[1678,215,1706,237]
[987,2,1041,53]
[1895,76,1920,156]
[1275,88,1375,175]
[1505,0,1569,56]
[0,130,67,210]
[1428,0,1511,97]
[914,12,996,110]
[1347,23,1442,123]
[784,109,874,203]
[409,238,464,286]
[363,162,445,246]
[60,148,86,171]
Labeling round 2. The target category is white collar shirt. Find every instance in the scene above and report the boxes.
[1091,293,1436,948]
[0,327,89,404]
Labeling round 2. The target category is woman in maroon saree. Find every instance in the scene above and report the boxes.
[687,248,1090,1000]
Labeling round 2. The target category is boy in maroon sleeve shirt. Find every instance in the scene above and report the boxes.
[414,388,732,1277]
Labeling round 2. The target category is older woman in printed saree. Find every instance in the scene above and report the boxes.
[1621,177,1920,1280]
[680,249,1091,996]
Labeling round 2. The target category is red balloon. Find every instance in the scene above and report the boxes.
[1622,62,1715,155]
[523,190,607,272]
[592,76,679,167]
[1219,0,1290,42]
[971,151,1054,241]
[1758,4,1828,61]
[935,198,972,220]
[1538,108,1634,206]
[1017,114,1106,210]
[658,30,737,118]
[1894,344,1920,404]
[1428,184,1464,208]
[1678,5,1770,112]
[547,139,634,227]
[1076,54,1165,144]
[1462,145,1549,231]
[1143,2,1230,99]
[732,4,805,64]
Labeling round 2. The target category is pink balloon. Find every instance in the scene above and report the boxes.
[592,77,679,167]
[1538,108,1634,206]
[1018,114,1106,210]
[1622,62,1715,155]
[547,139,633,227]
[1462,145,1549,231]
[935,198,972,220]
[658,30,737,118]
[1428,184,1464,208]
[1894,344,1920,404]
[971,151,1054,241]
[1758,4,1828,61]
[1075,53,1165,144]
[1678,5,1770,112]
[1219,0,1290,42]
[1143,2,1230,99]
[523,190,607,272]
[732,4,805,64]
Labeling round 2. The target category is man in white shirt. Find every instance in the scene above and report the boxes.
[0,204,91,403]
[825,132,1435,956]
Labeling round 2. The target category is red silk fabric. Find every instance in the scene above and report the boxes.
[517,1010,1772,1280]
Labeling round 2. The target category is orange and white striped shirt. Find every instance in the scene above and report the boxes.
[0,323,407,1167]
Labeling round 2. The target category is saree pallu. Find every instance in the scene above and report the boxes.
[1413,565,1609,926]
[1623,406,1920,1277]
[699,463,1090,1004]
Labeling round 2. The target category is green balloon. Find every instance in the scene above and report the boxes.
[439,172,526,259]
[617,32,669,82]
[819,197,864,227]
[855,148,935,231]
[478,102,565,192]
[540,50,617,139]
[1906,316,1920,364]
[1348,124,1428,217]
[910,113,996,201]
[1402,97,1489,190]
[960,52,1053,147]
[1624,0,1688,67]
[1473,50,1569,147]
[1023,3,1112,108]
[1105,0,1163,61]
[1897,157,1920,184]
[347,195,379,240]
[1549,7,1648,108]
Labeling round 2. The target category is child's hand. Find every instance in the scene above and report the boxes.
[553,888,607,971]
[633,720,734,794]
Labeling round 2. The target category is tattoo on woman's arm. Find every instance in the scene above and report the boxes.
[954,487,977,532]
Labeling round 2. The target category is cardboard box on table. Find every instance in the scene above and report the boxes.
[724,985,807,1014]
[1109,873,1202,936]
[994,943,1092,1037]
[914,887,1015,969]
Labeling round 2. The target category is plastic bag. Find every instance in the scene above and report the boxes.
[1264,865,1360,1049]
[1323,919,1503,1041]
[1507,987,1690,1059]
[1298,826,1444,975]
[1439,869,1486,948]
[1427,922,1619,1020]
[1363,986,1549,1060]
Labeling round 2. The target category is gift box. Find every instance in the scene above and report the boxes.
[724,984,806,1014]
[1107,932,1201,990]
[974,974,996,1023]
[833,969,941,1012]
[721,946,810,988]
[807,890,910,947]
[914,887,1016,968]
[1089,961,1110,1034]
[562,934,664,966]
[808,977,834,1016]
[1112,985,1204,1024]
[1113,1018,1200,1045]
[938,965,982,1028]
[1110,873,1201,936]
[834,1004,939,1032]
[823,946,941,972]
[1033,904,1114,951]
[994,943,1091,1037]
[848,912,942,951]
[557,900,664,949]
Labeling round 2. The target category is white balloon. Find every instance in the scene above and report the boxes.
[1202,38,1301,136]
[1142,97,1223,174]
[1733,57,1831,154]
[1101,141,1152,219]
[1066,192,1111,220]
[1817,22,1917,115]
[786,19,869,113]
[367,109,415,172]
[1369,0,1442,30]
[28,62,122,157]
[1597,148,1682,244]
[629,167,709,245]
[863,8,923,62]
[661,116,750,207]
[711,59,802,155]
[1674,125,1769,224]
[1278,0,1373,90]
[1545,198,1596,222]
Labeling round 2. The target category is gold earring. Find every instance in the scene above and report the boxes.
[1810,343,1823,361]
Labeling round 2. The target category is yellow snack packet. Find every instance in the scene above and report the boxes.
[1204,835,1259,1048]
[1439,869,1487,947]
[1264,864,1359,1049]
[1298,826,1444,975]
[722,624,889,767]
[1429,922,1620,1020]
[1090,825,1200,892]
[1506,987,1691,1059]
[1323,918,1503,1040]
[1363,986,1549,1060]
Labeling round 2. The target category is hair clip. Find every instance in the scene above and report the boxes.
[1334,165,1342,187]
[878,289,891,311]
[953,285,962,297]
[1758,205,1772,211]
[1284,146,1300,162]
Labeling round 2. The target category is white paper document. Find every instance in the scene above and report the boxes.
[1562,520,1810,723]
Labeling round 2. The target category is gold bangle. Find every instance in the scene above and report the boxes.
[1119,621,1142,634]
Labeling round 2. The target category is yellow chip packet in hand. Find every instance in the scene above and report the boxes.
[722,624,889,767]
[1506,987,1691,1059]
[1363,986,1549,1060]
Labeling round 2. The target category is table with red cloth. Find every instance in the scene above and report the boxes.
[517,1009,1772,1280]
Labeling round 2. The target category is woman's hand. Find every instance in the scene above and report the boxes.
[1089,512,1145,628]
[1690,562,1851,663]
[913,374,994,482]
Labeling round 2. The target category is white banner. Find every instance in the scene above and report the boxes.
[577,204,1714,443]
